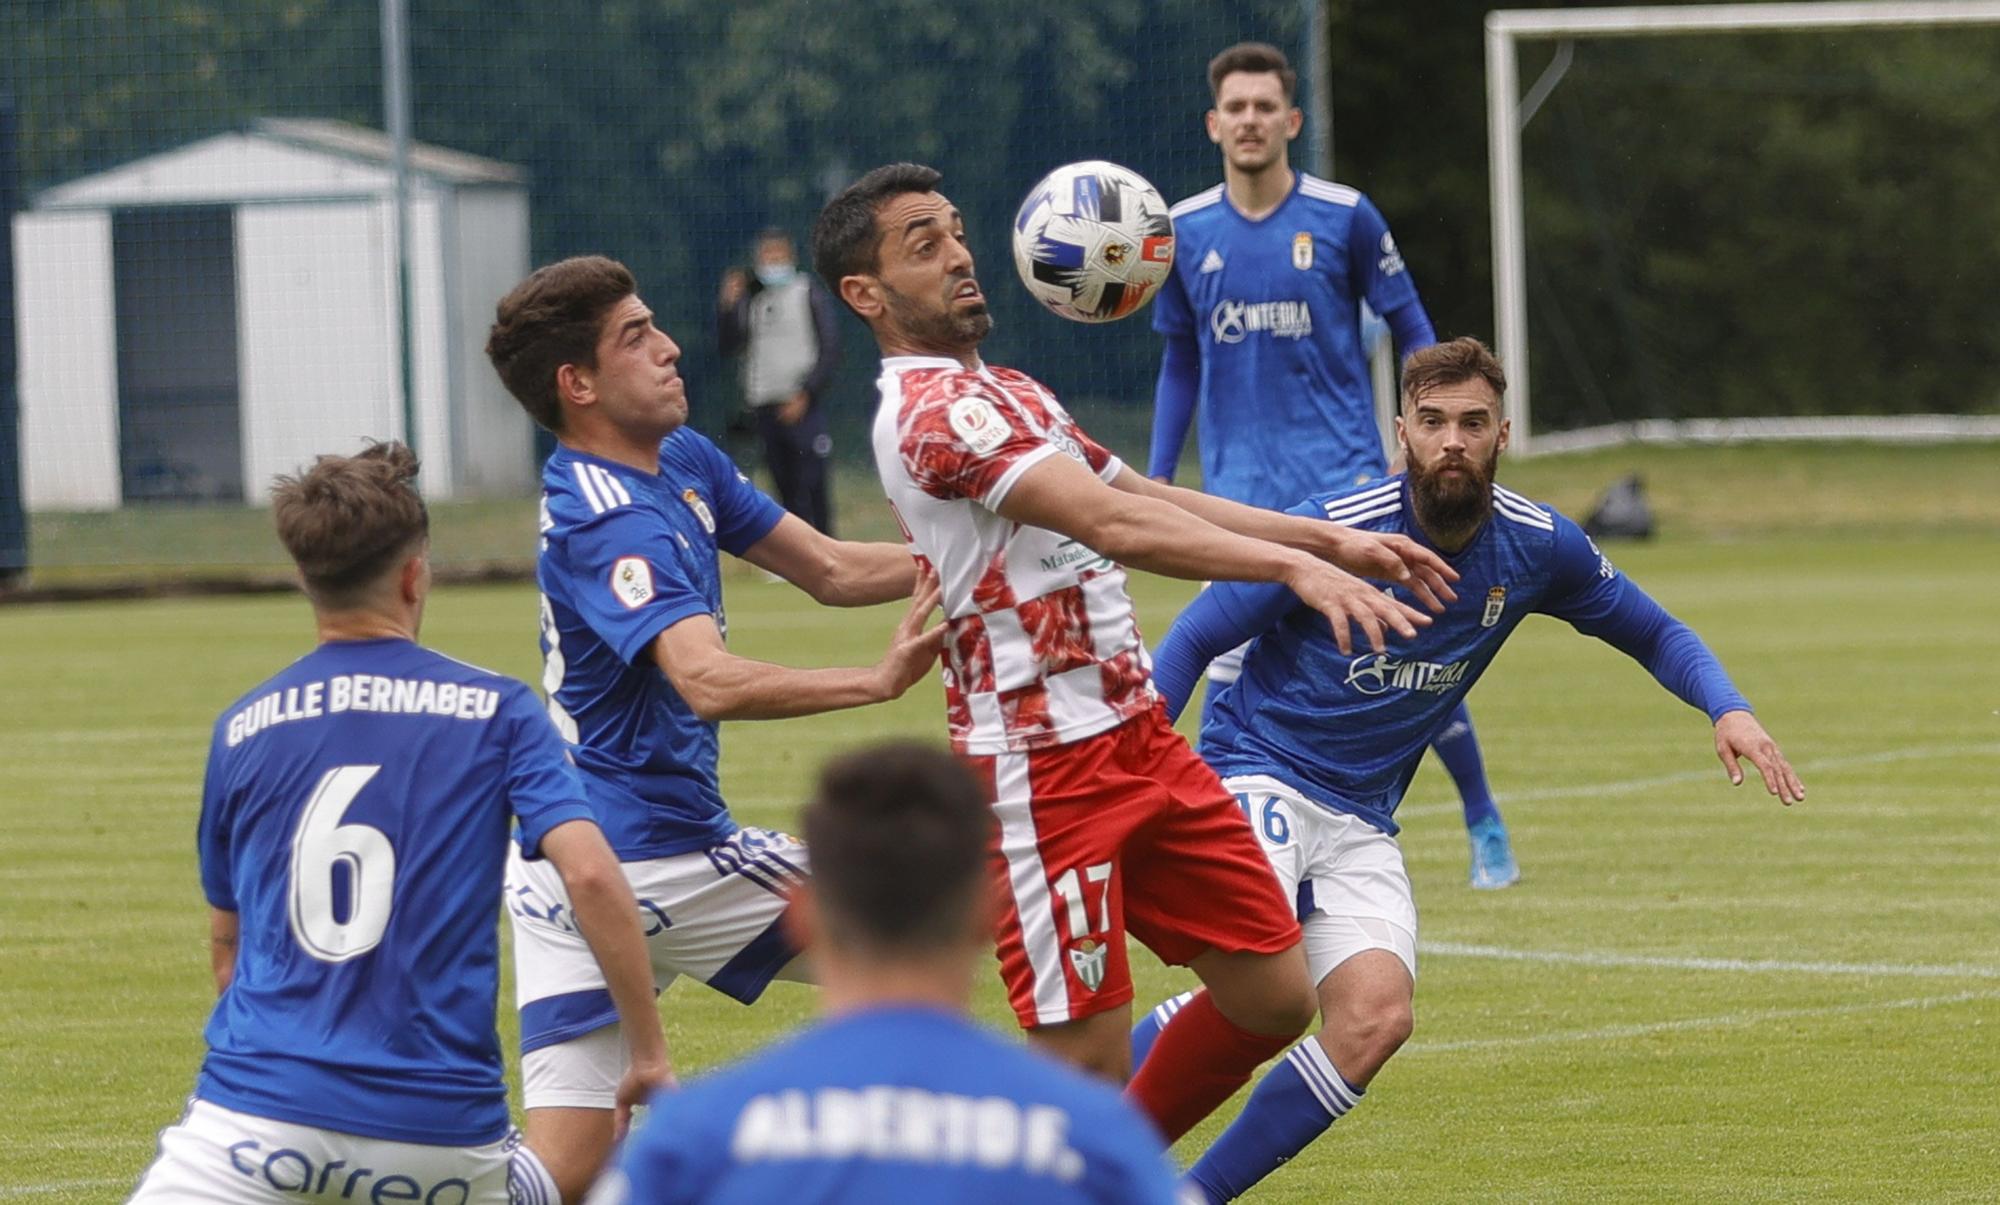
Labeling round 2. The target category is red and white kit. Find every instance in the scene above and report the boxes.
[873,355,1298,1027]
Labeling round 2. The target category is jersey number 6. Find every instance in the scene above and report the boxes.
[288,764,396,962]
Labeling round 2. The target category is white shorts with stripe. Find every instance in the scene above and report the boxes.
[129,1098,557,1204]
[1223,774,1419,984]
[505,827,807,1109]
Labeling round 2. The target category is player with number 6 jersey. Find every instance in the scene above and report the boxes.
[132,443,664,1205]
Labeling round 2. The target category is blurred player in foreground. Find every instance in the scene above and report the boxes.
[1152,41,1520,889]
[598,743,1183,1203]
[812,162,1459,1144]
[485,256,941,1198]
[130,442,666,1204]
[1133,338,1804,1201]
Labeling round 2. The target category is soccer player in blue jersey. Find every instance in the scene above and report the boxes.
[485,256,943,1199]
[1151,41,1521,888]
[599,742,1182,1204]
[1133,338,1804,1201]
[130,442,668,1204]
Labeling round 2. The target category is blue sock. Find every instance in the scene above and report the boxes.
[1131,990,1197,1071]
[1186,1038,1363,1203]
[1432,703,1501,830]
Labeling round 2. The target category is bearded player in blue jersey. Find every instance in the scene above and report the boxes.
[1151,41,1520,889]
[1133,339,1804,1202]
[601,742,1181,1205]
[485,256,941,1200]
[130,443,667,1204]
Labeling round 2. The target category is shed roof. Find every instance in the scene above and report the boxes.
[34,119,526,211]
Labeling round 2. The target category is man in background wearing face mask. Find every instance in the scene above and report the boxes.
[719,228,844,535]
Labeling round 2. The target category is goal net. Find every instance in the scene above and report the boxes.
[1487,2,2000,452]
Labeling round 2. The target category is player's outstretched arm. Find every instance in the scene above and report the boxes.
[1110,464,1458,607]
[209,908,239,995]
[649,573,943,720]
[738,512,917,607]
[1107,465,1458,612]
[996,453,1426,655]
[539,819,675,1134]
[1714,710,1806,805]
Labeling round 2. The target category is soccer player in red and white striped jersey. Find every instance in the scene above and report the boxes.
[811,162,1459,1144]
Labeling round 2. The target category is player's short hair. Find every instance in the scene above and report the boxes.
[755,226,793,251]
[811,162,944,305]
[485,255,637,433]
[1208,41,1297,104]
[270,440,429,610]
[1401,337,1509,412]
[802,741,992,956]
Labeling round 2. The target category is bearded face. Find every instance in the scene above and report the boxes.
[1407,435,1499,534]
[881,274,992,354]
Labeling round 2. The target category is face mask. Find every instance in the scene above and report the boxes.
[755,263,796,288]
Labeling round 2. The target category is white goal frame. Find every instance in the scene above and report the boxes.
[1485,1,2000,453]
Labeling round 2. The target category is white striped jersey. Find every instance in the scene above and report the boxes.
[872,356,1157,755]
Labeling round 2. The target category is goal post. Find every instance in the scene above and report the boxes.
[1485,1,2000,453]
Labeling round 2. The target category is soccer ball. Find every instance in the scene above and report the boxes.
[1011,160,1176,323]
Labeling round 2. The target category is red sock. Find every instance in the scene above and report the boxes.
[1124,988,1294,1143]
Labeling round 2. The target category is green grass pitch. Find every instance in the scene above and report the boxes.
[3,445,1998,1201]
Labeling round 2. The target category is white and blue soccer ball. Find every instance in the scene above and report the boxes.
[1011,160,1176,324]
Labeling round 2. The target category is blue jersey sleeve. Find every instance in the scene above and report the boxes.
[499,684,599,859]
[1154,574,1302,721]
[196,731,235,911]
[697,437,786,555]
[1382,299,1436,362]
[1540,515,1753,721]
[1147,332,1199,481]
[560,507,716,665]
[1349,194,1421,323]
[1150,254,1195,338]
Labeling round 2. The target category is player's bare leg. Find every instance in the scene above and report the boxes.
[1180,950,1413,1202]
[1190,944,1317,1037]
[526,1106,614,1203]
[1123,944,1315,1142]
[1310,949,1413,1086]
[1028,1002,1138,1083]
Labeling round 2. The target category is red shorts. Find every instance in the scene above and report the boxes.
[965,708,1302,1028]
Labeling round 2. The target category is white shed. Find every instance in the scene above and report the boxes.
[10,118,533,508]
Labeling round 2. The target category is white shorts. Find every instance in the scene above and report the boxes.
[1222,774,1418,984]
[506,827,807,1109]
[128,1098,556,1204]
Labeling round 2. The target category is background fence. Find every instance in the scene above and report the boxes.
[4,0,1997,583]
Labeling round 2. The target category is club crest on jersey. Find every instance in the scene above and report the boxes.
[1292,231,1314,270]
[681,488,716,534]
[948,396,1010,455]
[1068,938,1107,993]
[611,556,654,610]
[1481,586,1507,628]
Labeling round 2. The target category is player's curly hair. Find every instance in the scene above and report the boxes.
[803,741,992,954]
[811,162,944,307]
[1400,337,1509,411]
[485,255,637,432]
[1208,42,1297,103]
[270,440,429,609]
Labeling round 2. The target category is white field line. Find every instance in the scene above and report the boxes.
[1397,740,2000,818]
[1422,941,2000,980]
[1403,988,2000,1056]
[0,1178,130,1199]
